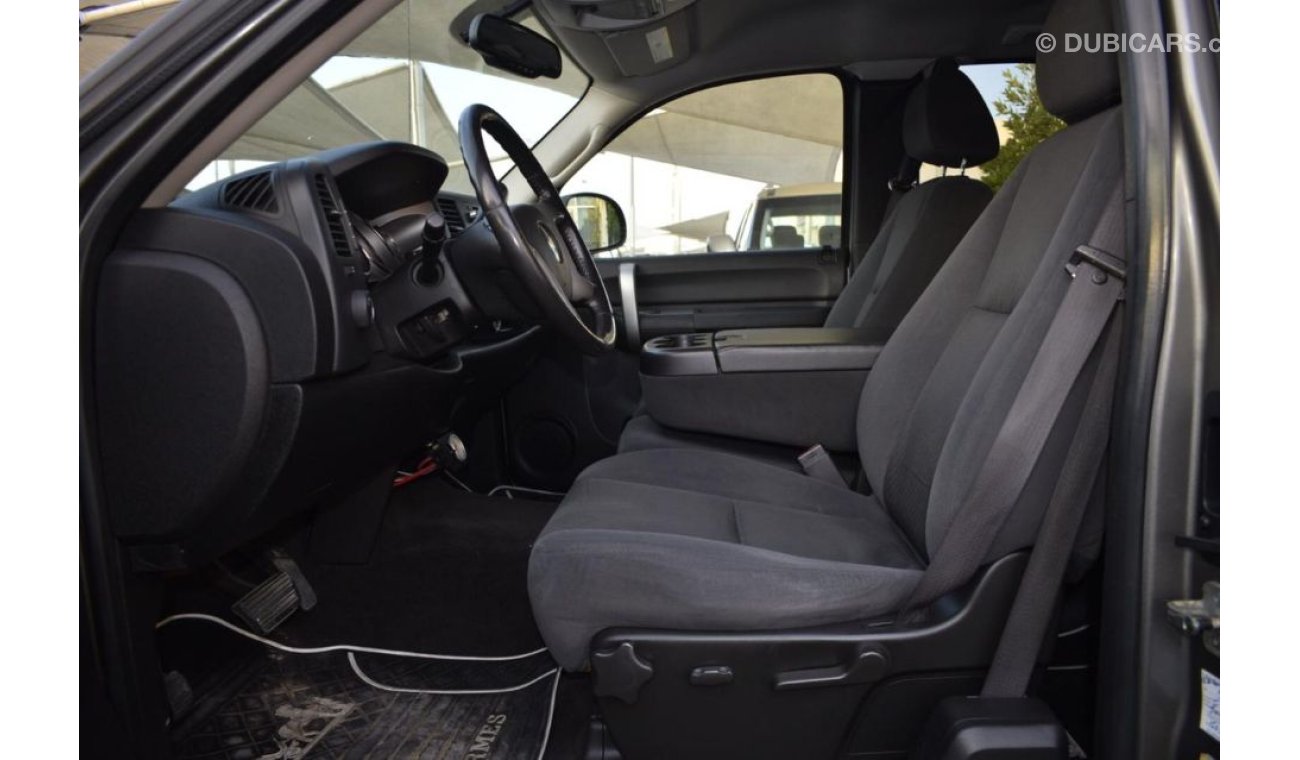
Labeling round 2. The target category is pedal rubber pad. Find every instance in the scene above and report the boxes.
[231,554,317,634]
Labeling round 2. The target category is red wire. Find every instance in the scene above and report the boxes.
[393,457,437,488]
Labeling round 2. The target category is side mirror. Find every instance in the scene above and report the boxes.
[466,14,562,79]
[563,193,628,253]
[706,234,737,252]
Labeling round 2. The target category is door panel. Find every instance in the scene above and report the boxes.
[596,248,848,346]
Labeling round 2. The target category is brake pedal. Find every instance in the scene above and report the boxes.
[231,552,317,634]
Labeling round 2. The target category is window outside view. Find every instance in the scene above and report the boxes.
[81,4,1047,258]
[565,73,846,257]
[82,1,587,195]
[567,64,1043,258]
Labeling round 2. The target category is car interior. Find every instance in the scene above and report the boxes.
[79,0,1221,757]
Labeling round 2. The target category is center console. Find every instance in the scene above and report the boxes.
[639,328,884,452]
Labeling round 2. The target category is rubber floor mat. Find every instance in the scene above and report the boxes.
[171,649,559,760]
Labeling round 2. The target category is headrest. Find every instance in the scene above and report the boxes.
[903,59,999,169]
[1037,0,1122,123]
[771,226,804,248]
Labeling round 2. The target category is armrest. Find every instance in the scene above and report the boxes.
[638,329,886,451]
[713,328,883,373]
[641,328,884,377]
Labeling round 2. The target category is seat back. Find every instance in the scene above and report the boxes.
[856,0,1123,564]
[824,59,997,338]
[771,225,804,248]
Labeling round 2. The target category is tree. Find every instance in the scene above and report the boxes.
[979,64,1065,192]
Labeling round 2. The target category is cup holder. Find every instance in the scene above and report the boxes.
[646,333,713,351]
[640,332,718,376]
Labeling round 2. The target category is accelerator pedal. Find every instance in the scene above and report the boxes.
[231,551,317,634]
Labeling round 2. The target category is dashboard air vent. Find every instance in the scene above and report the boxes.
[221,172,278,213]
[436,197,467,235]
[313,175,353,257]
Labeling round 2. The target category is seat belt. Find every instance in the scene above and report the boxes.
[884,156,921,217]
[902,182,1126,614]
[981,317,1120,696]
[798,444,848,488]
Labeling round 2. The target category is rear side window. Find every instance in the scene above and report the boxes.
[754,191,844,249]
[565,73,845,257]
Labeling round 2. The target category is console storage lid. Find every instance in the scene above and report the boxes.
[713,328,883,373]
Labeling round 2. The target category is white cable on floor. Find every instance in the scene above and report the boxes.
[346,652,558,696]
[1056,622,1090,638]
[160,612,566,756]
[156,612,549,661]
[487,484,567,499]
[442,471,475,492]
[534,668,562,760]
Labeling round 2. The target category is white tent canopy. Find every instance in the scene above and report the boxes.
[612,73,844,186]
[81,1,843,189]
[658,211,730,242]
[224,79,382,161]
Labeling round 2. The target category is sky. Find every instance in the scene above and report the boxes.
[963,63,1018,115]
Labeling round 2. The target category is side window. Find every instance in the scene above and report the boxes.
[566,73,844,257]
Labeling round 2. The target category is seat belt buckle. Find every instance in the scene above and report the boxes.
[798,444,848,488]
[1066,245,1126,282]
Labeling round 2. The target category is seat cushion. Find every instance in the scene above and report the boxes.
[528,449,923,669]
[618,414,861,479]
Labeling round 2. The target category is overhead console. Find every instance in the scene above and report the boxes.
[538,0,696,76]
[639,328,884,452]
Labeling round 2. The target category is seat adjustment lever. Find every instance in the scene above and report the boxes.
[773,646,889,691]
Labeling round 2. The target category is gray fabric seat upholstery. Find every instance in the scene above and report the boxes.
[618,413,860,477]
[529,449,925,668]
[822,58,997,337]
[530,0,1124,671]
[620,60,997,465]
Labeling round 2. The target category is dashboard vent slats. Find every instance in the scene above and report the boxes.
[221,172,278,213]
[436,197,467,235]
[314,175,353,257]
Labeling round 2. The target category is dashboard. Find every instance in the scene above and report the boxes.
[175,141,488,369]
[93,141,531,568]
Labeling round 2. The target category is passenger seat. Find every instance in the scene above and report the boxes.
[621,59,1000,469]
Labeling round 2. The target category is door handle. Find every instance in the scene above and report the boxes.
[773,647,890,691]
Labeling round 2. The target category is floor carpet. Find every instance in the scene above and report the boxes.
[163,477,592,759]
[170,646,560,760]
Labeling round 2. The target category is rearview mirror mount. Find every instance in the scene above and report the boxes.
[466,14,562,79]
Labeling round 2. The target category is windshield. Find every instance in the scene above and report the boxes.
[80,1,588,195]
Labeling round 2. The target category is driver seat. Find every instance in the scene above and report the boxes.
[529,0,1123,673]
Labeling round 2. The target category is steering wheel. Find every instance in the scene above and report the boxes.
[458,104,616,354]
